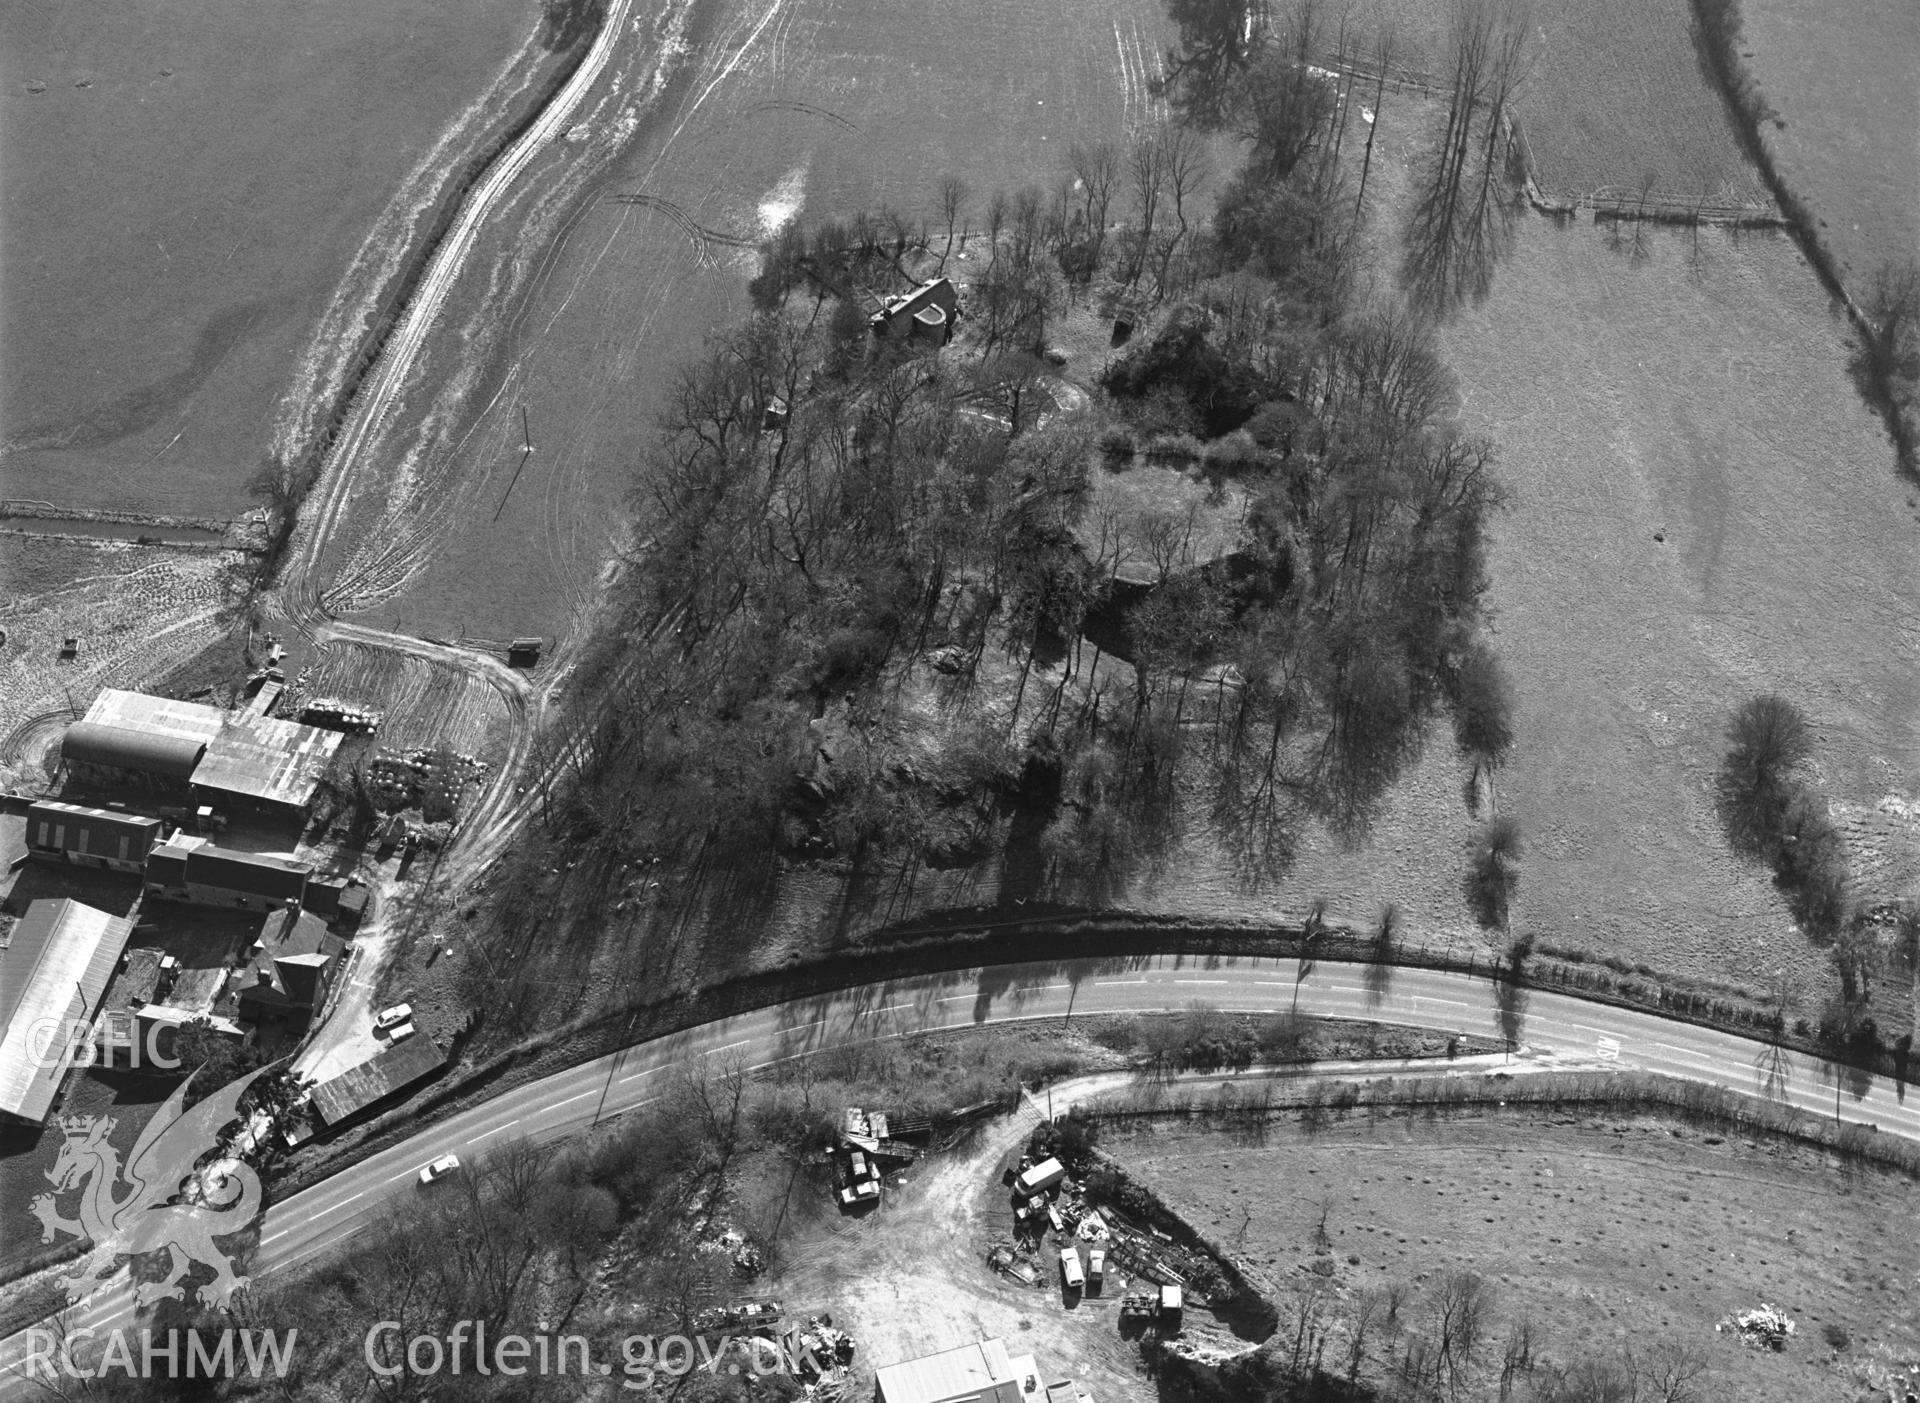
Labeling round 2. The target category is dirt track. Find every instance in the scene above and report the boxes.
[250,0,662,1068]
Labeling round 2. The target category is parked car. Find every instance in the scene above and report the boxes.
[1088,1248,1106,1280]
[375,1004,413,1030]
[1060,1247,1084,1289]
[387,1021,417,1044]
[418,1155,460,1185]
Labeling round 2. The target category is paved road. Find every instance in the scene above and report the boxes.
[4,954,1913,1391]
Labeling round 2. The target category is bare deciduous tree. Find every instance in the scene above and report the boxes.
[935,174,970,269]
[1430,1270,1492,1398]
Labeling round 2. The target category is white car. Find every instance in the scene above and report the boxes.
[419,1155,460,1185]
[386,1021,417,1044]
[375,1004,413,1031]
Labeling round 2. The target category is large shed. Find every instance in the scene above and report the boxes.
[190,712,342,817]
[873,1339,1041,1403]
[27,800,162,872]
[60,722,206,782]
[186,846,311,912]
[60,688,342,817]
[0,899,134,1125]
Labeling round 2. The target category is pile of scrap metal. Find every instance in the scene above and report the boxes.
[832,1106,928,1208]
[840,1105,930,1160]
[782,1315,856,1382]
[693,1299,783,1333]
[986,1241,1041,1286]
[1717,1304,1795,1351]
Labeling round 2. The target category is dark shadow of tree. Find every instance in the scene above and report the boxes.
[1363,904,1400,1008]
[1493,976,1528,1050]
[1753,1041,1792,1104]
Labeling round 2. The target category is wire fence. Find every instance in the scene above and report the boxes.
[1314,52,1783,229]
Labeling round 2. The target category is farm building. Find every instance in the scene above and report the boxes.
[870,278,959,346]
[307,1031,446,1127]
[303,873,350,919]
[873,1338,1042,1403]
[142,833,200,893]
[190,711,342,818]
[26,800,162,872]
[59,688,342,819]
[237,909,344,1028]
[145,837,312,913]
[0,899,135,1125]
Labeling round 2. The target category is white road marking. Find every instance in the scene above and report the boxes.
[1596,1037,1621,1060]
[472,1120,520,1141]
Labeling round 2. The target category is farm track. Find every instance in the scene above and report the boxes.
[267,0,652,873]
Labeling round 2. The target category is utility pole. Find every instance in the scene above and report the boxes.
[1061,980,1077,1032]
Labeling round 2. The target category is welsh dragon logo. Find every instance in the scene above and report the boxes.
[29,1064,276,1309]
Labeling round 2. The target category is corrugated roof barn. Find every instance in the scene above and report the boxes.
[308,1033,446,1126]
[191,712,342,813]
[60,721,207,781]
[61,688,343,815]
[0,899,134,1125]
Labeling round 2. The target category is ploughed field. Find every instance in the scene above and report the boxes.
[1513,0,1764,207]
[303,0,1171,648]
[1346,0,1764,207]
[1109,1108,1920,1402]
[0,0,537,515]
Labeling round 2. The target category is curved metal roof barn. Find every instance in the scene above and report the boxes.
[60,721,206,780]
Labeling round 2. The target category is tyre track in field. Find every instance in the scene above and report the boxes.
[271,0,811,900]
[269,0,663,863]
